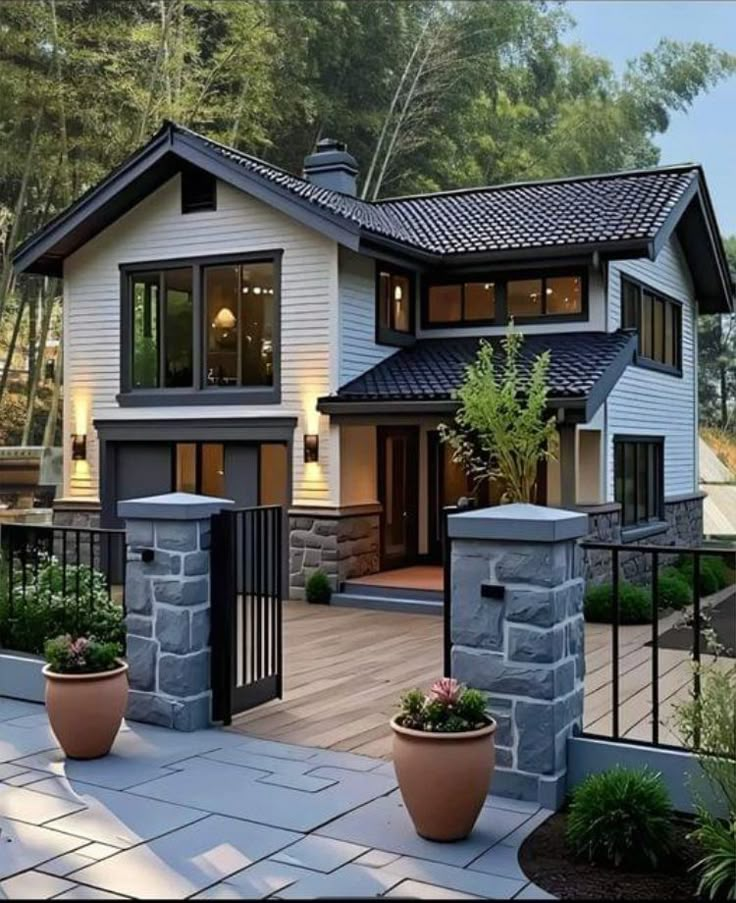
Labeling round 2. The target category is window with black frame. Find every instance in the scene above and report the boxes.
[621,277,682,372]
[377,267,412,337]
[614,437,664,529]
[131,268,193,388]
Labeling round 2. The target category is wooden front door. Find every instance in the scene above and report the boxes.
[378,427,419,570]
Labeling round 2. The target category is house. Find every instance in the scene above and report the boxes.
[13,122,733,601]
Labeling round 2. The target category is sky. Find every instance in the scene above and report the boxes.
[566,0,736,237]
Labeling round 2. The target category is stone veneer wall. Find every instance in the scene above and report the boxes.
[52,501,101,528]
[289,510,380,599]
[583,493,705,585]
[123,516,211,731]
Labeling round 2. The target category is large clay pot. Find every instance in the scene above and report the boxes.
[43,661,128,760]
[391,716,496,841]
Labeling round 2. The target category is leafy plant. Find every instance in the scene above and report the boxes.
[397,678,489,733]
[657,567,692,610]
[439,327,557,503]
[566,766,674,869]
[44,635,121,675]
[674,645,736,900]
[584,581,652,624]
[305,569,332,605]
[0,553,124,654]
[690,813,736,901]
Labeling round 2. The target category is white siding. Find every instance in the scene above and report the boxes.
[338,247,394,384]
[605,236,697,498]
[63,175,339,507]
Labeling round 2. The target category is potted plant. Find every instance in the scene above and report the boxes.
[390,678,496,842]
[43,635,127,760]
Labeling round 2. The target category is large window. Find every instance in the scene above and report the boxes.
[424,270,584,327]
[621,276,682,372]
[614,437,664,529]
[205,262,274,387]
[123,253,280,404]
[377,266,413,340]
[131,268,193,388]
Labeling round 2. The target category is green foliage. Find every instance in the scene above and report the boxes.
[584,581,652,624]
[657,567,692,610]
[690,813,736,901]
[677,555,731,597]
[439,328,557,503]
[0,554,125,654]
[674,648,736,900]
[397,678,489,733]
[305,569,332,605]
[566,767,674,870]
[44,634,121,675]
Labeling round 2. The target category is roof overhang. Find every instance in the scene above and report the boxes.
[13,123,362,277]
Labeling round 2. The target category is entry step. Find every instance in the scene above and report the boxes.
[330,581,444,615]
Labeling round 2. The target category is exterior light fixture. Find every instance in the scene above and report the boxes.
[71,434,87,461]
[303,434,319,464]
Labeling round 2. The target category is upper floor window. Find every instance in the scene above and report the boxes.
[377,266,413,343]
[181,165,216,213]
[424,270,585,327]
[122,253,280,405]
[621,276,682,373]
[614,436,664,529]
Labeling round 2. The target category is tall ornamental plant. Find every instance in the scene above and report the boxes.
[439,327,557,504]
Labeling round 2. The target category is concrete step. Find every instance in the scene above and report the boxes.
[330,591,443,616]
[341,581,444,604]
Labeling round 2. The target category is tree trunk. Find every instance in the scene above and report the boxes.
[0,292,27,403]
[22,282,54,446]
[43,332,63,449]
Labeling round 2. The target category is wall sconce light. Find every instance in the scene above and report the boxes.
[303,434,319,464]
[71,434,87,461]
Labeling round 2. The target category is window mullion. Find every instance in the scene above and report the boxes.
[237,266,243,388]
[158,271,165,388]
[192,264,201,390]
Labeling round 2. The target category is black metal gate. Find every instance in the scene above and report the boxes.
[210,505,283,724]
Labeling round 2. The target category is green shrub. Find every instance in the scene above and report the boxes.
[657,567,692,610]
[677,555,731,597]
[567,766,674,869]
[0,554,124,654]
[584,581,652,624]
[45,634,121,674]
[305,569,332,604]
[691,814,736,901]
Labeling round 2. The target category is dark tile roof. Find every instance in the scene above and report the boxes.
[324,331,636,404]
[188,126,698,257]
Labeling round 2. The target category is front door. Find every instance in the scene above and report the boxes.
[378,427,419,570]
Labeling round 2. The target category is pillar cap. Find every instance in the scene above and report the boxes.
[118,492,235,521]
[448,503,588,542]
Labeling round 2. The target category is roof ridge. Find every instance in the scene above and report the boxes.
[374,163,701,206]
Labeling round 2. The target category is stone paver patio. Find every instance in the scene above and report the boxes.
[0,700,552,900]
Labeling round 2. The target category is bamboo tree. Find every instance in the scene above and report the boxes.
[42,331,62,449]
[0,292,27,402]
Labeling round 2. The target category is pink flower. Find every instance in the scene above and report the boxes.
[429,677,464,706]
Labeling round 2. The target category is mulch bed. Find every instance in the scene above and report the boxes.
[519,811,701,900]
[653,593,735,658]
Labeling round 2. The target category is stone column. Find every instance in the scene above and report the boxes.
[448,503,589,810]
[118,492,233,731]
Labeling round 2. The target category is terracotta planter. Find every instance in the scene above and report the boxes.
[391,716,496,841]
[43,661,128,760]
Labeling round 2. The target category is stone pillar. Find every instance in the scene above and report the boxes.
[118,492,233,731]
[449,503,589,810]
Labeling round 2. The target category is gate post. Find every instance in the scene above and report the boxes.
[118,492,233,731]
[448,503,588,810]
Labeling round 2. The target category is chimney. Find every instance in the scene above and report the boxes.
[303,138,358,196]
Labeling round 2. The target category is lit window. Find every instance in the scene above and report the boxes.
[378,269,412,334]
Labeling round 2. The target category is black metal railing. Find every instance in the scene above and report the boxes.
[0,522,127,655]
[210,505,283,724]
[580,541,735,750]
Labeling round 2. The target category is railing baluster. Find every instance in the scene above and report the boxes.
[612,547,620,740]
[276,507,283,699]
[651,551,659,745]
[692,552,702,750]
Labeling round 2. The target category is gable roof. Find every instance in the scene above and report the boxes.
[317,330,637,424]
[13,121,733,312]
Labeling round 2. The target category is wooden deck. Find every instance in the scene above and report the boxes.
[230,595,730,757]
